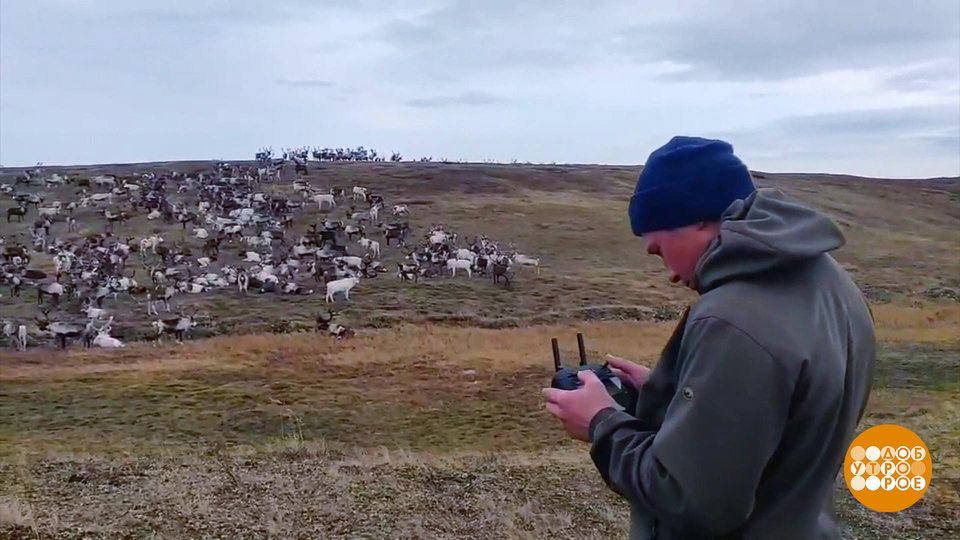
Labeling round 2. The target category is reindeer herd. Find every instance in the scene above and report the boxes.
[0,157,543,351]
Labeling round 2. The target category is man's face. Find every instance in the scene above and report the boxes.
[643,222,720,289]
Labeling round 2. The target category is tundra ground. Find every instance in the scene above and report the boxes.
[1,305,958,538]
[1,163,958,538]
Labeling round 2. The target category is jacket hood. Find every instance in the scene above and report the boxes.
[695,188,845,293]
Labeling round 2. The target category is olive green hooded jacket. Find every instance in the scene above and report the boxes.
[589,188,876,539]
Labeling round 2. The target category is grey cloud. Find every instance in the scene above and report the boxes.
[617,1,960,81]
[406,91,504,108]
[882,61,960,93]
[775,105,958,137]
[1,0,958,177]
[708,105,960,175]
[277,79,336,88]
[373,0,610,78]
[118,0,345,27]
[915,129,960,152]
[375,1,959,83]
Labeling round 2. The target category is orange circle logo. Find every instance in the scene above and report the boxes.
[844,425,931,512]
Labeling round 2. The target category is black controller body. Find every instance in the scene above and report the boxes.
[551,364,637,411]
[550,334,638,411]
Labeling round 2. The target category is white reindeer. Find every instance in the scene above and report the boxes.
[92,318,124,348]
[512,254,541,275]
[325,276,359,302]
[456,249,477,263]
[17,324,27,352]
[146,293,161,316]
[93,175,117,189]
[37,205,60,217]
[179,282,207,294]
[446,258,473,278]
[140,236,163,255]
[83,303,108,320]
[313,193,336,210]
[359,237,381,258]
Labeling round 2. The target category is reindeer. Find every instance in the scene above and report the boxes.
[145,292,162,316]
[17,324,27,352]
[157,284,176,311]
[36,309,84,349]
[202,236,222,257]
[397,262,419,283]
[92,175,117,189]
[492,256,512,288]
[381,222,408,247]
[177,212,198,229]
[315,309,336,332]
[91,317,124,348]
[80,320,98,348]
[36,281,65,307]
[344,224,364,241]
[2,320,26,351]
[237,271,249,294]
[102,209,128,230]
[329,323,355,340]
[152,309,197,344]
[6,206,27,222]
[358,235,381,258]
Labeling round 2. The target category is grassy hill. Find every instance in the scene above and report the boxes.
[1,162,957,336]
[1,162,958,538]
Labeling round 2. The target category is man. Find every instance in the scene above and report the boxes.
[543,136,876,539]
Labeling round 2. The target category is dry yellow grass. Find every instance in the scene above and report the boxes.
[2,310,958,538]
[2,300,953,381]
[0,321,675,381]
[871,302,960,343]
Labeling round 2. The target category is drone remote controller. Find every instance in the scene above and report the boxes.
[550,333,638,411]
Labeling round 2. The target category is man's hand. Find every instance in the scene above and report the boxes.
[605,354,651,391]
[542,370,618,442]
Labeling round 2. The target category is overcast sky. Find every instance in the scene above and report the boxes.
[1,0,958,178]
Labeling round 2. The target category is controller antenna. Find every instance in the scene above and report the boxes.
[552,337,561,372]
[577,333,587,366]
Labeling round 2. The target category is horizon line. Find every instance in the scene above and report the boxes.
[0,158,957,183]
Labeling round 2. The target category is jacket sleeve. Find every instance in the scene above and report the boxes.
[589,316,796,535]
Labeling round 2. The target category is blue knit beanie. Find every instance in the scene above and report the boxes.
[629,136,756,236]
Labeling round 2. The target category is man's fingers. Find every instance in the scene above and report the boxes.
[577,369,600,385]
[606,354,642,375]
[542,387,566,404]
[608,366,626,378]
[545,401,563,417]
[605,354,634,369]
